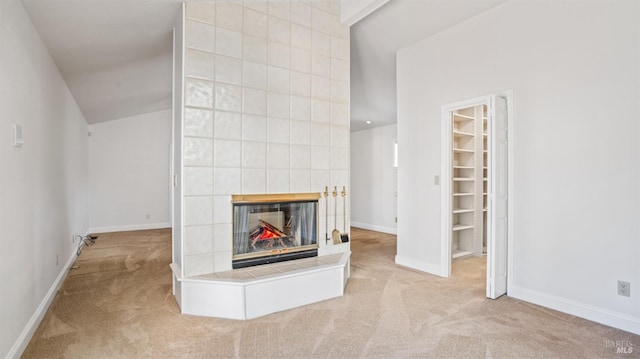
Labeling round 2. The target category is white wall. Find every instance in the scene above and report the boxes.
[88,110,172,233]
[350,124,397,233]
[0,0,90,357]
[397,1,640,334]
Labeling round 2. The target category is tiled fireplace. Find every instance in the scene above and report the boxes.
[171,0,351,319]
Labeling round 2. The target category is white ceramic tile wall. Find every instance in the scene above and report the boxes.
[243,35,268,63]
[182,0,349,277]
[214,111,241,140]
[243,61,267,89]
[185,48,215,80]
[184,167,213,196]
[291,96,311,121]
[267,143,290,168]
[213,139,241,167]
[185,108,214,138]
[242,168,266,194]
[242,114,267,141]
[311,99,331,123]
[184,225,214,255]
[216,2,243,32]
[215,55,243,85]
[184,197,213,226]
[267,117,290,143]
[186,2,216,24]
[243,88,268,115]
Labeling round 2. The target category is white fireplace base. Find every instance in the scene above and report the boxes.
[171,251,350,320]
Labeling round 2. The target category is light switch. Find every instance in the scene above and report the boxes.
[434,175,440,185]
[13,124,23,148]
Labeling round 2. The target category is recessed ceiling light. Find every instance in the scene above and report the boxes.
[365,120,372,124]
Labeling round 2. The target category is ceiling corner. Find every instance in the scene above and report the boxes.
[340,0,392,26]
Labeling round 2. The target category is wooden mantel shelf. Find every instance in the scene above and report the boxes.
[231,192,321,203]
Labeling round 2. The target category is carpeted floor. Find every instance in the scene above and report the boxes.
[23,227,638,358]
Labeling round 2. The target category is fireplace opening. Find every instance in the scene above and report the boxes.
[232,193,320,269]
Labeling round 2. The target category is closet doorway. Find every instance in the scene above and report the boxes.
[440,93,512,299]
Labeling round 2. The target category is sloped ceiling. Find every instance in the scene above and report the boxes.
[21,0,181,124]
[350,0,507,131]
[21,0,506,126]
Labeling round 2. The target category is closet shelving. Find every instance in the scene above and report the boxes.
[450,104,488,260]
[482,109,489,254]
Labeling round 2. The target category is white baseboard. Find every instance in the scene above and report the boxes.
[395,255,444,277]
[7,246,78,358]
[351,222,397,235]
[89,222,171,234]
[509,286,640,335]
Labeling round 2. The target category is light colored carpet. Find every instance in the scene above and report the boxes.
[22,228,638,358]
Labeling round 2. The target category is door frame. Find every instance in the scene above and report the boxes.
[439,91,514,296]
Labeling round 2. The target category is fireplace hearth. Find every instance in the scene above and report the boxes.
[231,193,320,269]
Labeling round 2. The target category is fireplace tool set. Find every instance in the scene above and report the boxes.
[325,186,349,244]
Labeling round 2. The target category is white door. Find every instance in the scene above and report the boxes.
[486,96,508,299]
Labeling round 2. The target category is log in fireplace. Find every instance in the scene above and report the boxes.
[231,193,320,269]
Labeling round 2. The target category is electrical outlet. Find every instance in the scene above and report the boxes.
[618,280,630,297]
[56,253,59,266]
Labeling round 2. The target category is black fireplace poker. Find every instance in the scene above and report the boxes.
[324,186,329,244]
